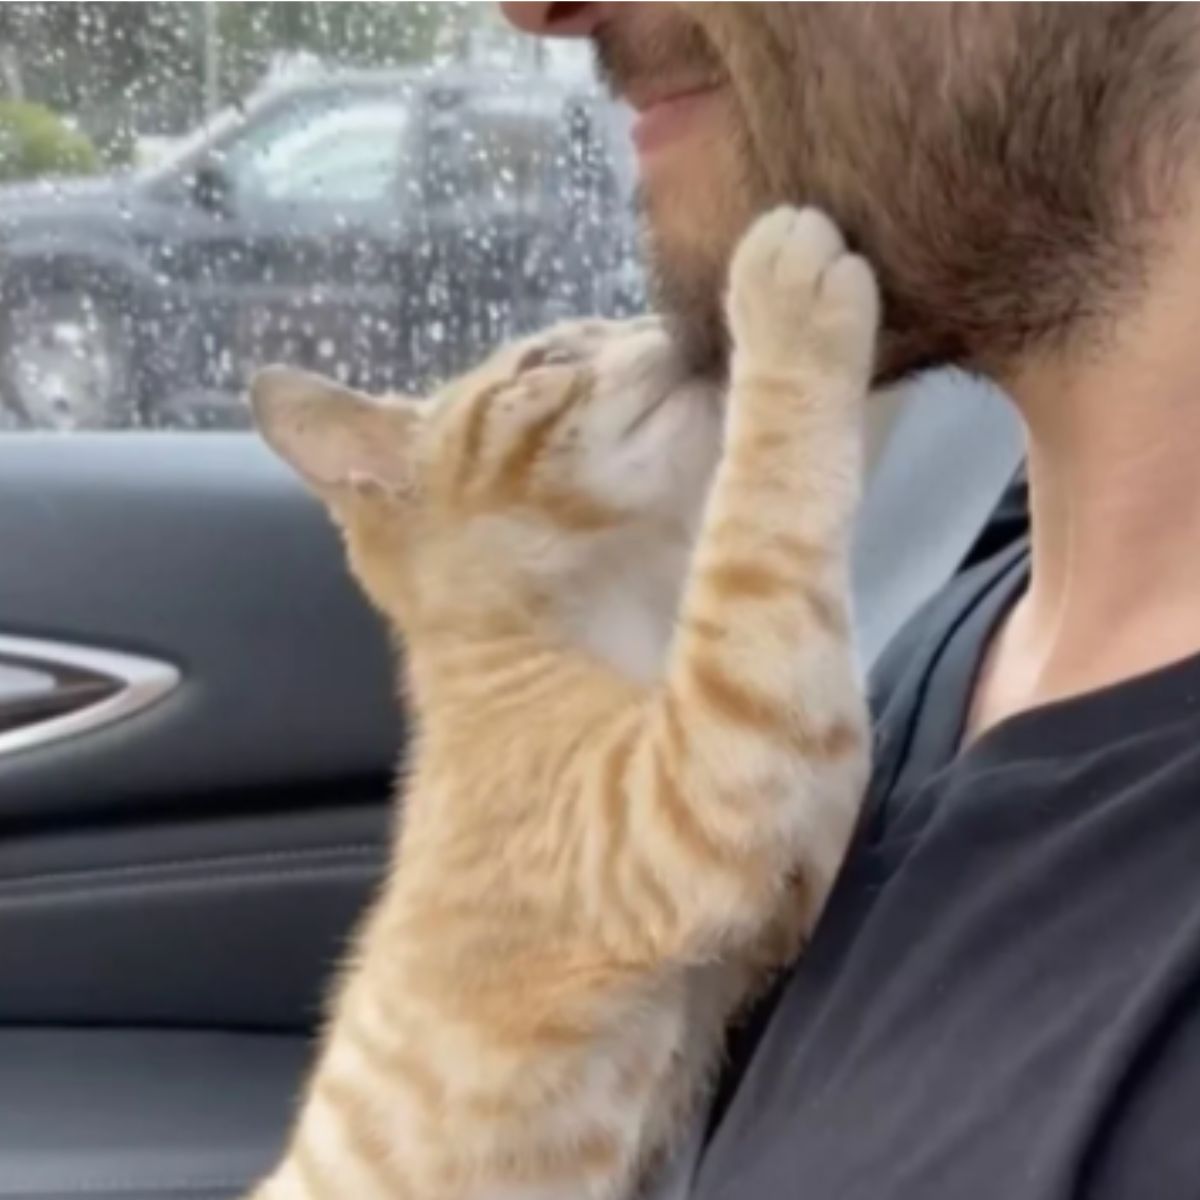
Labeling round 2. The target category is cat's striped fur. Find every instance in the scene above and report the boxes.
[248,206,878,1200]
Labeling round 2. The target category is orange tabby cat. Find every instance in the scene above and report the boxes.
[248,206,877,1200]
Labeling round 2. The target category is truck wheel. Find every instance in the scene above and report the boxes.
[0,283,137,430]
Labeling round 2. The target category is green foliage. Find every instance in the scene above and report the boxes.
[0,99,99,181]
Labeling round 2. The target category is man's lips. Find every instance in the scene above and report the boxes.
[627,83,724,156]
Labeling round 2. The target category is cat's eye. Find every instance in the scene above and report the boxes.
[517,345,578,373]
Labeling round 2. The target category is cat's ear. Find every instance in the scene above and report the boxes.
[250,366,418,497]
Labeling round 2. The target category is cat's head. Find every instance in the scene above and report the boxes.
[251,318,721,647]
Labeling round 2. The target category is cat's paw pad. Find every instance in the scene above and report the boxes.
[727,206,878,386]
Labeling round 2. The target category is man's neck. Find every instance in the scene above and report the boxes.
[968,231,1200,736]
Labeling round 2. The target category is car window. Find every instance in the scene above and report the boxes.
[219,94,415,209]
[0,3,643,431]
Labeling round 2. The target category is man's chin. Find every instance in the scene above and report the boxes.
[660,294,728,382]
[645,242,729,380]
[634,121,765,380]
[639,198,748,382]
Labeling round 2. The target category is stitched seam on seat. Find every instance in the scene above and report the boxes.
[0,843,384,896]
[0,861,385,909]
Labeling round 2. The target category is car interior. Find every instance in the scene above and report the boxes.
[0,7,1028,1200]
[0,377,1024,1200]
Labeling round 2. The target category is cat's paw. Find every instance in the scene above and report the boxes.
[726,206,878,390]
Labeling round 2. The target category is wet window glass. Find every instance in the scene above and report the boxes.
[0,2,644,431]
[219,95,417,209]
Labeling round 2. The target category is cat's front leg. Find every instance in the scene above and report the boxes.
[721,204,877,553]
[594,207,880,968]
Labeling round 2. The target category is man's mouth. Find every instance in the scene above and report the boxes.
[626,82,725,157]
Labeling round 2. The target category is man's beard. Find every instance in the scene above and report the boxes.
[595,3,1200,385]
[642,197,729,382]
[595,16,750,379]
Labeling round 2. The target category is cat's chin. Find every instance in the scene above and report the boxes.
[636,376,721,442]
[663,378,724,470]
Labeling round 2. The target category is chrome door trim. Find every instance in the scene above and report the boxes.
[0,633,180,760]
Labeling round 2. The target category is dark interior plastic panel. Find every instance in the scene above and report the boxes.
[0,1028,305,1200]
[0,803,387,1029]
[0,433,399,827]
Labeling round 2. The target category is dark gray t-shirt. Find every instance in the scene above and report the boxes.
[692,539,1200,1200]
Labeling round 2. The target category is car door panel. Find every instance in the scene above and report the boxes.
[0,434,398,823]
[0,434,395,1031]
[0,802,386,1029]
[0,1028,303,1200]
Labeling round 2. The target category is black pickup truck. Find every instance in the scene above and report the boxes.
[0,67,644,429]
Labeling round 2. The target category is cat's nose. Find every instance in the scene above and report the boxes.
[498,3,612,37]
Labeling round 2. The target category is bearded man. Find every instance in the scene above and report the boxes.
[498,5,1200,1198]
